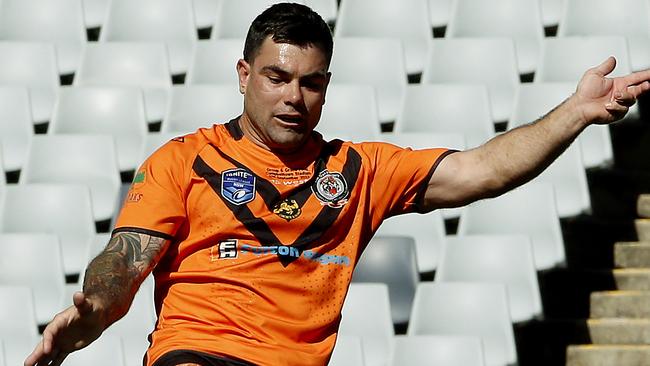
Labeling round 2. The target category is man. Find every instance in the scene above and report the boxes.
[25,3,650,366]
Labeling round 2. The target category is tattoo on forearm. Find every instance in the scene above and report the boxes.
[82,232,168,325]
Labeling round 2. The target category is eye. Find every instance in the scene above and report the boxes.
[268,76,282,84]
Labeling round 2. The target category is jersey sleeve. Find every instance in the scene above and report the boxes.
[113,140,191,239]
[361,142,456,220]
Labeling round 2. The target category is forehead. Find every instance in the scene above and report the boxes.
[251,37,328,74]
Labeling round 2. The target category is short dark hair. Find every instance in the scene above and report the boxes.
[243,3,333,66]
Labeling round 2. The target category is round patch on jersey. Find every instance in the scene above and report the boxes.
[312,170,349,208]
[221,168,256,205]
[273,199,302,221]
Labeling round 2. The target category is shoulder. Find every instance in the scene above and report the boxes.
[146,125,231,166]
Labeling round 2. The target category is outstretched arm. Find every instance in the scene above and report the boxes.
[24,231,170,366]
[421,57,650,211]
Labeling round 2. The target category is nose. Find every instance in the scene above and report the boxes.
[284,79,304,106]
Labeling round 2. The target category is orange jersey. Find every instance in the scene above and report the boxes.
[114,119,453,366]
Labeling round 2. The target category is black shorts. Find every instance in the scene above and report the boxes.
[152,350,257,366]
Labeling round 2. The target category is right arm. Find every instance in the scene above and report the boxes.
[24,231,170,366]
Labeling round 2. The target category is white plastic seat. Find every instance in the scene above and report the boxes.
[375,211,446,273]
[162,85,243,134]
[509,82,614,168]
[317,84,381,142]
[329,335,365,366]
[305,0,338,25]
[49,86,148,172]
[0,0,86,75]
[1,184,96,276]
[0,340,4,366]
[429,0,453,29]
[0,41,59,124]
[210,0,305,39]
[340,283,394,366]
[422,38,520,125]
[100,0,198,75]
[389,335,486,366]
[63,334,126,366]
[394,84,495,148]
[408,282,517,366]
[437,235,543,323]
[0,86,32,172]
[334,0,431,75]
[140,132,187,166]
[457,183,565,270]
[194,0,221,29]
[83,0,110,29]
[557,0,650,71]
[20,134,122,222]
[329,38,407,123]
[541,0,565,28]
[0,234,67,325]
[445,0,544,76]
[352,235,419,325]
[3,335,41,366]
[74,42,172,123]
[187,40,244,87]
[0,286,39,338]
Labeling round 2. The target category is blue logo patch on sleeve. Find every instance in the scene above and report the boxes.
[221,168,256,205]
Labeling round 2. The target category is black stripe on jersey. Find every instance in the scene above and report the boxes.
[193,156,283,246]
[224,117,244,140]
[112,227,175,241]
[414,149,458,213]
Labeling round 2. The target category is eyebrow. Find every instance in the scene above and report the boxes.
[261,65,328,79]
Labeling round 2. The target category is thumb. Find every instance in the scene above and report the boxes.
[72,292,93,315]
[591,56,617,77]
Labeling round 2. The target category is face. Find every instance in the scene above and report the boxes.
[236,37,331,154]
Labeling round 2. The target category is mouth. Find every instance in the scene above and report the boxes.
[274,114,305,127]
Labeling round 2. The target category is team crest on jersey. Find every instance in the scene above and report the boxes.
[273,198,302,221]
[221,168,256,205]
[312,170,349,208]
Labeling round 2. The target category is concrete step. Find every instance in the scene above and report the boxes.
[615,242,650,268]
[636,219,650,241]
[639,195,650,218]
[614,269,650,291]
[591,291,650,318]
[567,344,650,366]
[588,318,650,344]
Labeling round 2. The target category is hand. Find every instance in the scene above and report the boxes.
[24,292,106,366]
[574,56,650,125]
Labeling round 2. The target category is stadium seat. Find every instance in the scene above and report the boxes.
[446,0,544,76]
[540,0,565,28]
[0,234,67,325]
[328,335,365,366]
[0,150,4,186]
[394,84,495,148]
[334,0,431,75]
[63,334,126,366]
[162,85,243,134]
[20,134,122,222]
[352,235,419,325]
[140,132,187,165]
[3,335,41,366]
[557,0,650,71]
[83,0,110,29]
[375,211,446,274]
[74,42,172,123]
[389,335,486,366]
[317,84,381,142]
[437,235,543,323]
[0,340,4,366]
[429,0,453,29]
[1,184,96,276]
[100,0,198,75]
[339,283,394,366]
[0,86,32,172]
[0,41,59,124]
[329,38,407,124]
[0,0,86,75]
[211,0,305,39]
[509,82,614,168]
[457,182,565,270]
[305,0,338,25]
[194,0,220,29]
[0,286,39,338]
[422,38,520,125]
[49,86,148,172]
[408,282,517,366]
[187,39,244,86]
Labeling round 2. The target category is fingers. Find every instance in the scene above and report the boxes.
[591,56,617,77]
[626,80,650,98]
[72,291,93,315]
[622,69,650,88]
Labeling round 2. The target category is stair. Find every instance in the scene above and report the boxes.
[567,195,650,365]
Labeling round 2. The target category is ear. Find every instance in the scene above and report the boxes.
[322,71,332,105]
[236,59,251,95]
